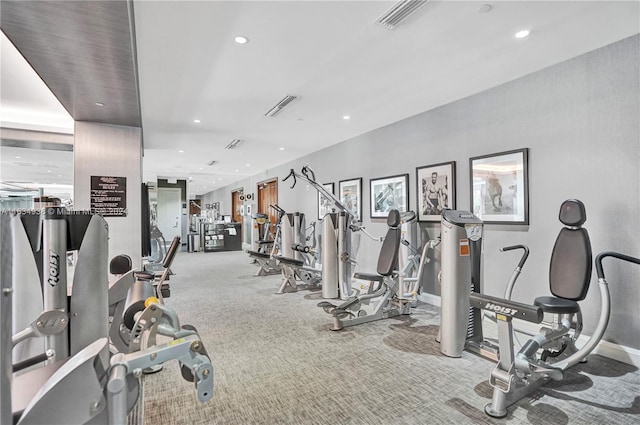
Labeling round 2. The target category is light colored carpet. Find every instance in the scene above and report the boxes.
[141,251,640,424]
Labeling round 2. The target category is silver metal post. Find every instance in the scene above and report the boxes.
[43,208,68,360]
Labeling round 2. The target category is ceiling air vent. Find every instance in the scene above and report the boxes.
[225,139,243,149]
[206,160,217,166]
[264,95,299,117]
[375,0,429,30]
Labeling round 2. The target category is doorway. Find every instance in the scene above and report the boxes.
[257,179,278,225]
[231,189,243,223]
[157,187,182,243]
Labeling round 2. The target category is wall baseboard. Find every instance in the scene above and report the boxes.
[418,293,640,368]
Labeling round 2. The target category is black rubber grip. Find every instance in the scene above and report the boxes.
[500,244,529,268]
[595,251,640,279]
[13,352,50,373]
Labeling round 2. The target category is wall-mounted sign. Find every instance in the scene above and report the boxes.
[91,176,127,217]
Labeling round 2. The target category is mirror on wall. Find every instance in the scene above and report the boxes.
[0,142,73,210]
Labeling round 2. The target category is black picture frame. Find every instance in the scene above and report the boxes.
[469,148,529,224]
[338,177,362,221]
[416,161,456,222]
[369,173,409,218]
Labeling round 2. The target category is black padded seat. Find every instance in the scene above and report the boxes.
[246,250,270,259]
[353,272,383,282]
[274,255,304,267]
[534,296,580,314]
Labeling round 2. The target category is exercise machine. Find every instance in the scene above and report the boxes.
[246,204,286,276]
[469,199,639,417]
[283,165,361,300]
[274,213,323,294]
[5,209,214,424]
[317,209,433,331]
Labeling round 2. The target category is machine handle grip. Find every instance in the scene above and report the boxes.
[500,244,530,268]
[595,251,640,279]
[13,350,54,373]
[283,169,296,188]
[301,165,316,182]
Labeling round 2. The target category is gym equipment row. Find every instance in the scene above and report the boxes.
[255,169,639,418]
[2,209,214,425]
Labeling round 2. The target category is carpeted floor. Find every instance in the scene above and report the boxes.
[141,250,640,424]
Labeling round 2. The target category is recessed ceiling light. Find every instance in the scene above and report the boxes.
[95,102,105,107]
[245,164,251,167]
[47,170,51,173]
[343,115,351,120]
[279,147,285,151]
[15,156,21,159]
[199,167,203,170]
[235,169,239,172]
[57,175,62,177]
[515,30,530,39]
[178,150,184,153]
[234,35,249,44]
[193,119,201,123]
[219,178,223,180]
[478,4,492,13]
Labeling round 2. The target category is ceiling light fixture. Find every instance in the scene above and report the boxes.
[15,156,21,159]
[264,95,299,117]
[193,119,201,123]
[235,169,239,172]
[225,139,243,149]
[95,102,104,107]
[178,150,184,153]
[478,4,492,13]
[375,0,430,30]
[234,35,249,44]
[515,29,530,39]
[343,115,351,120]
[279,147,285,151]
[245,163,251,167]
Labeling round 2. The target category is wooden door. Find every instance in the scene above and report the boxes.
[231,189,243,223]
[257,179,278,224]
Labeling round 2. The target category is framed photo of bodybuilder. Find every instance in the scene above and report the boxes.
[318,182,335,219]
[339,178,362,222]
[416,161,456,222]
[370,173,409,219]
[469,148,529,224]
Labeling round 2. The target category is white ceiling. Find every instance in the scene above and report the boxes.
[2,1,639,198]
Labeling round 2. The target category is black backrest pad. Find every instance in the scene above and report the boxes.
[559,199,586,226]
[549,228,592,300]
[110,254,132,274]
[387,209,401,227]
[377,210,401,276]
[163,236,181,268]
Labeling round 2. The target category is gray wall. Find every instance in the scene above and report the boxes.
[203,35,639,350]
[74,121,143,269]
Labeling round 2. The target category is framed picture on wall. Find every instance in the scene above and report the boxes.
[416,161,456,222]
[339,178,362,221]
[370,173,409,218]
[318,182,335,219]
[470,148,529,224]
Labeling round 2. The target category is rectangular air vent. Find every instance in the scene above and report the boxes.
[206,160,217,166]
[225,139,242,149]
[375,0,429,30]
[264,95,299,117]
